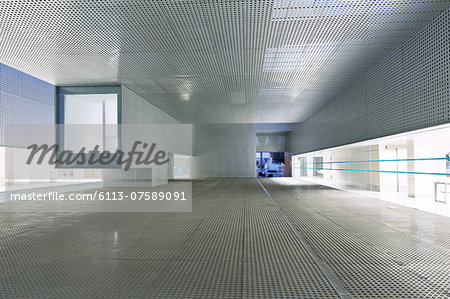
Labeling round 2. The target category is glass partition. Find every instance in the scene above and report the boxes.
[292,124,450,217]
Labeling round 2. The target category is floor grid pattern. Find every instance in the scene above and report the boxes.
[1,178,450,298]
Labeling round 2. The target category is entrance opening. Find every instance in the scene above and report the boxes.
[257,152,286,177]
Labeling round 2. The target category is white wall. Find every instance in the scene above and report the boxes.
[193,124,256,178]
[173,154,192,179]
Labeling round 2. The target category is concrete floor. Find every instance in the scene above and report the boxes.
[1,178,450,298]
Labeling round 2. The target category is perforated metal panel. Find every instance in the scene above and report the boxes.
[261,178,450,299]
[0,63,55,147]
[0,1,449,124]
[0,179,342,298]
[102,87,180,186]
[2,178,450,297]
[289,7,450,153]
[194,124,256,177]
[122,86,180,125]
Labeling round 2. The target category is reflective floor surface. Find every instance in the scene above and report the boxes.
[1,178,450,298]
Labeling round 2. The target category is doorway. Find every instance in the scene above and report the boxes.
[257,152,285,177]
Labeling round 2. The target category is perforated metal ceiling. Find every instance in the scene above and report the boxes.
[0,0,449,123]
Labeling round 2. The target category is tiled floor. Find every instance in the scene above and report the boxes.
[1,178,450,298]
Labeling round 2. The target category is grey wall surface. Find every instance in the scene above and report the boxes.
[103,86,185,186]
[122,86,180,124]
[193,124,256,178]
[0,63,55,147]
[289,8,449,154]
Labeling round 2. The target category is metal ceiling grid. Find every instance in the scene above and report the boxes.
[0,0,449,123]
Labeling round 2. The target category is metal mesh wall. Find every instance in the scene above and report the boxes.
[289,8,450,154]
[122,86,180,125]
[0,63,55,147]
[194,124,256,178]
[102,86,180,187]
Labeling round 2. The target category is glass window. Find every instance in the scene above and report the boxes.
[56,86,121,168]
[64,93,118,151]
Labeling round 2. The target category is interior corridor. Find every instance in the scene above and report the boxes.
[1,178,450,298]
